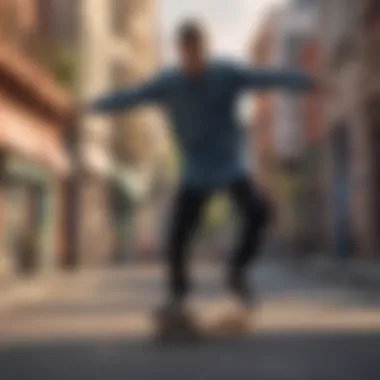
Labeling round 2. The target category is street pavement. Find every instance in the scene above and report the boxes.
[1,261,380,379]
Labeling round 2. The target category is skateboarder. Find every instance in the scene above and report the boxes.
[88,20,323,327]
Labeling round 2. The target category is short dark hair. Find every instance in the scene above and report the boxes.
[177,19,205,45]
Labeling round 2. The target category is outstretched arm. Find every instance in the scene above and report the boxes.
[234,64,316,92]
[89,73,167,114]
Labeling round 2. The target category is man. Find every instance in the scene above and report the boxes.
[89,20,321,320]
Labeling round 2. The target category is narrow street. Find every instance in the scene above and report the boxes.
[1,262,380,380]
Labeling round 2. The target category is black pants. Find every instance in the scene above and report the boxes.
[166,176,271,303]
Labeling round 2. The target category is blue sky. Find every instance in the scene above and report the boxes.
[159,0,286,62]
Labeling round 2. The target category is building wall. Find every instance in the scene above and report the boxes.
[0,0,71,279]
[115,0,166,260]
[357,0,380,256]
[296,37,326,252]
[251,11,278,197]
[318,0,374,257]
[45,0,160,265]
[298,39,323,145]
[252,0,327,254]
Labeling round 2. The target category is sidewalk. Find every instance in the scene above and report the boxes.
[298,254,380,288]
[0,275,53,313]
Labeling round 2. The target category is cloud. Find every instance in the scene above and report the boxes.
[159,0,286,61]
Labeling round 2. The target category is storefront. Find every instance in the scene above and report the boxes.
[1,157,56,274]
[0,47,71,281]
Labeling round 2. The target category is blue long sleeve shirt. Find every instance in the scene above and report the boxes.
[90,60,314,190]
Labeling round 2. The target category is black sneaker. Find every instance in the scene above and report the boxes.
[154,302,202,344]
[227,270,255,310]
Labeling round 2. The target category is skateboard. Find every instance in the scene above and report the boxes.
[154,307,204,344]
[205,310,253,339]
[153,307,253,344]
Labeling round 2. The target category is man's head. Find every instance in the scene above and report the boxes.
[176,20,208,75]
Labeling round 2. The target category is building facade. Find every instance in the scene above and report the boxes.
[251,10,277,196]
[0,0,71,281]
[355,0,380,256]
[42,0,161,265]
[260,0,380,260]
[252,0,325,256]
[318,0,375,258]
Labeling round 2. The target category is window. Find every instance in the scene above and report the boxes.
[36,0,53,37]
[111,0,127,37]
[1,0,20,43]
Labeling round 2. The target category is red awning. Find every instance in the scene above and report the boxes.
[0,44,71,119]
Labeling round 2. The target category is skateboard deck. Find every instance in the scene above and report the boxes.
[205,311,252,339]
[154,308,204,344]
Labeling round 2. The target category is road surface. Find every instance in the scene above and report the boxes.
[1,261,380,379]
